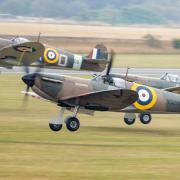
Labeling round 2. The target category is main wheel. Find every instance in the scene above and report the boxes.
[139,113,152,124]
[124,113,136,125]
[65,117,80,132]
[124,117,136,125]
[49,123,63,132]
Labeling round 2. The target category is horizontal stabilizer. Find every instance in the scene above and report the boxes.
[84,58,108,64]
[82,58,109,72]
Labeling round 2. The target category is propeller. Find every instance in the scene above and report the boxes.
[106,49,114,76]
[21,53,42,106]
[37,32,42,42]
[21,58,32,106]
[103,49,115,84]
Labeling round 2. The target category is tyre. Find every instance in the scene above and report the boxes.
[124,113,136,125]
[49,123,63,132]
[65,117,80,132]
[124,117,136,125]
[139,113,152,124]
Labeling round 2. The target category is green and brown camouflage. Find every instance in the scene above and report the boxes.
[110,73,180,89]
[108,73,180,114]
[21,71,180,132]
[37,44,108,71]
[22,73,180,114]
[0,37,108,72]
[0,37,44,68]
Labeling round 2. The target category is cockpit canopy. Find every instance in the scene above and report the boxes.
[94,75,126,88]
[11,37,30,45]
[161,73,180,83]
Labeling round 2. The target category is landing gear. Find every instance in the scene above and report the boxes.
[65,106,80,132]
[49,123,63,132]
[139,113,152,124]
[123,113,152,125]
[49,106,80,132]
[49,108,65,132]
[65,117,80,132]
[124,113,136,125]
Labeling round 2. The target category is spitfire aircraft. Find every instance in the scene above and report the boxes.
[0,36,108,72]
[21,52,180,132]
[37,44,108,72]
[110,73,180,90]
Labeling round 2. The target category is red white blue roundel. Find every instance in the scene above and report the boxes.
[131,84,157,110]
[44,48,59,64]
[47,50,56,60]
[137,86,153,106]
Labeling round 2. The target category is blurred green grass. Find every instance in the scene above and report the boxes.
[0,74,180,179]
[113,54,180,68]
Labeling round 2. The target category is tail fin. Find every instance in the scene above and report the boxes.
[82,44,108,72]
[87,44,108,60]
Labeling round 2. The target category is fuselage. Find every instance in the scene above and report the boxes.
[38,47,107,72]
[26,73,180,114]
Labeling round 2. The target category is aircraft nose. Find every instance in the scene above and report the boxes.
[22,73,36,87]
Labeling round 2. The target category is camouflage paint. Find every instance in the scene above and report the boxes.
[111,74,179,89]
[40,44,108,72]
[30,73,180,114]
[0,37,108,72]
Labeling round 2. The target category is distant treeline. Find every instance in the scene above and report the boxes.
[0,0,180,25]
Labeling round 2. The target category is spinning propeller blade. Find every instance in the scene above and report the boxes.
[21,56,42,106]
[106,49,114,76]
[103,49,115,84]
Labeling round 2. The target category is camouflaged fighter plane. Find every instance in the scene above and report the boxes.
[0,36,108,72]
[0,37,44,68]
[36,44,108,72]
[109,73,180,90]
[21,52,180,132]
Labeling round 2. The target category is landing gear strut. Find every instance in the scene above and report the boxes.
[139,113,152,124]
[65,106,80,132]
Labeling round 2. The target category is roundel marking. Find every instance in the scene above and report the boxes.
[44,48,59,64]
[14,46,36,53]
[131,84,157,110]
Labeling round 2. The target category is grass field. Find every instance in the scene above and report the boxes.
[0,22,180,40]
[114,54,180,68]
[1,22,180,54]
[0,74,180,179]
